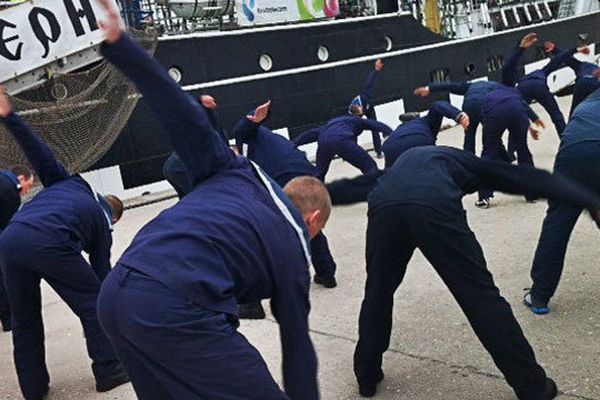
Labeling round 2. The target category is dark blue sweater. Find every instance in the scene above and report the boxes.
[385,101,462,143]
[234,115,317,186]
[428,81,500,121]
[561,87,600,149]
[101,34,318,400]
[0,113,113,280]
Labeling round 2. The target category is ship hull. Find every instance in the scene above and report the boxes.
[92,11,600,191]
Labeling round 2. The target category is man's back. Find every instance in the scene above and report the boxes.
[12,176,108,252]
[119,159,310,315]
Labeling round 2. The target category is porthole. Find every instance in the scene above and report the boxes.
[384,36,393,51]
[168,67,182,83]
[259,54,273,72]
[317,45,329,62]
[51,83,68,100]
[465,63,476,75]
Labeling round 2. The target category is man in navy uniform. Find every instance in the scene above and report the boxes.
[476,84,545,208]
[326,145,600,399]
[415,80,501,154]
[0,164,34,332]
[234,101,338,290]
[0,88,128,400]
[292,112,392,181]
[501,33,579,137]
[381,100,469,167]
[526,83,600,314]
[349,59,386,158]
[547,41,600,117]
[96,1,330,398]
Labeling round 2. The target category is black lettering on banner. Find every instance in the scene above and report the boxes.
[0,19,23,61]
[29,8,62,58]
[63,0,99,37]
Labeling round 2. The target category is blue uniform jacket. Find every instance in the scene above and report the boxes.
[0,113,113,280]
[483,85,539,121]
[234,115,317,186]
[101,35,319,400]
[561,87,600,149]
[294,115,392,147]
[385,101,462,144]
[429,81,500,114]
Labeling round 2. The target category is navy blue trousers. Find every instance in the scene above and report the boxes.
[311,232,337,279]
[518,79,566,136]
[479,103,534,200]
[316,137,378,181]
[365,107,382,156]
[382,134,434,169]
[530,141,600,304]
[0,224,120,400]
[98,265,289,400]
[570,78,600,118]
[354,205,548,399]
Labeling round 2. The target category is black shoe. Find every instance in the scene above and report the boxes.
[96,363,130,393]
[358,371,384,398]
[544,378,558,399]
[314,275,337,289]
[30,385,49,400]
[524,292,550,315]
[0,312,11,332]
[238,302,266,320]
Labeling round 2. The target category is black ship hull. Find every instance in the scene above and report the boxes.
[92,11,600,190]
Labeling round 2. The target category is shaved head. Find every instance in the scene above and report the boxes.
[284,176,332,238]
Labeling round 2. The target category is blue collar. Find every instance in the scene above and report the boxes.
[0,170,21,191]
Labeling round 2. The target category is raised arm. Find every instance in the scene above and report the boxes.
[292,127,321,146]
[551,46,584,73]
[270,259,318,400]
[98,1,235,187]
[0,90,69,187]
[502,45,525,86]
[233,114,260,153]
[359,59,383,105]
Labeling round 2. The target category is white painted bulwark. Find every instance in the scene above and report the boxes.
[0,0,116,84]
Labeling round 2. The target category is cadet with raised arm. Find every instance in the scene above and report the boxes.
[0,88,127,400]
[95,2,330,399]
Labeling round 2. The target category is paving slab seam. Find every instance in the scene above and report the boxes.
[257,317,599,400]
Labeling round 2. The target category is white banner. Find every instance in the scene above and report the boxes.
[236,0,339,26]
[0,0,116,84]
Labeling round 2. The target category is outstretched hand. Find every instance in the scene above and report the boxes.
[98,0,124,44]
[375,59,384,72]
[458,113,470,130]
[200,95,217,110]
[529,127,540,140]
[544,40,555,53]
[534,119,545,129]
[520,33,538,49]
[247,101,271,124]
[414,86,430,97]
[0,87,12,118]
[577,46,591,55]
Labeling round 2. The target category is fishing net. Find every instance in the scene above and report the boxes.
[0,33,156,174]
